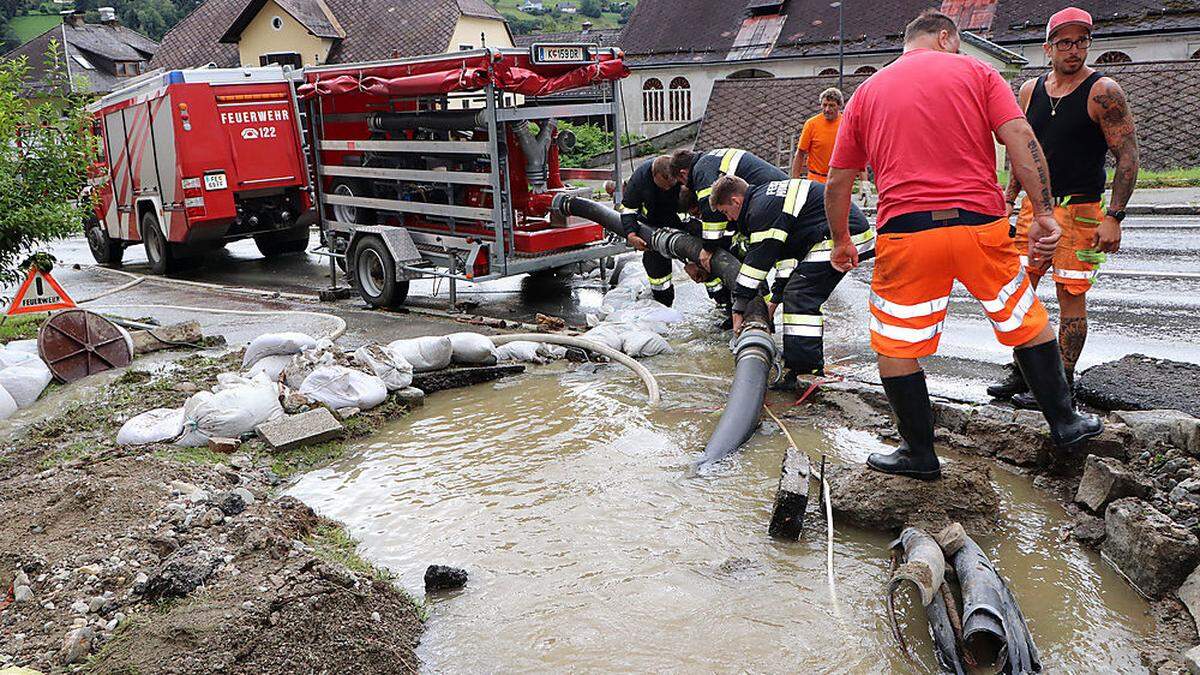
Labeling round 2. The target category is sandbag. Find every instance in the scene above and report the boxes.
[3,340,39,355]
[242,332,319,368]
[0,385,18,421]
[447,332,498,366]
[580,324,627,351]
[622,329,673,358]
[0,360,52,408]
[283,345,340,390]
[117,408,184,446]
[177,381,284,447]
[605,298,685,328]
[353,345,413,391]
[300,366,388,411]
[0,349,39,368]
[245,354,293,382]
[386,336,452,373]
[494,340,546,364]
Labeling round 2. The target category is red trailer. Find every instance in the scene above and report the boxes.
[84,67,313,273]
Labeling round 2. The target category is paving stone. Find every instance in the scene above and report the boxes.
[255,408,343,453]
[1075,455,1152,513]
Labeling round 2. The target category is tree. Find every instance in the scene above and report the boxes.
[0,43,96,285]
[579,0,602,18]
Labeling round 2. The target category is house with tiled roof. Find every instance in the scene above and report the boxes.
[617,0,1200,138]
[151,0,513,71]
[2,8,158,96]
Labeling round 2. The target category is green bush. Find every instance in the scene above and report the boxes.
[550,121,646,168]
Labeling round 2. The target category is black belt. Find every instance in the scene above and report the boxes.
[1055,194,1102,205]
[880,208,1001,234]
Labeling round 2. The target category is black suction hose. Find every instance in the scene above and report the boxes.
[552,194,777,468]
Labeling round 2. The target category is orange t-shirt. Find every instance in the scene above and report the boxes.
[797,113,841,182]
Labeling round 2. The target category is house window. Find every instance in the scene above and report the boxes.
[854,65,878,75]
[668,77,691,122]
[642,78,664,122]
[114,62,143,77]
[728,68,774,79]
[818,67,840,76]
[1096,50,1132,64]
[72,54,95,70]
[271,16,284,30]
[459,44,474,51]
[260,52,303,68]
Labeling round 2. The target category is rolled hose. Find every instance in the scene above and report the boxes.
[552,195,775,466]
[492,333,660,405]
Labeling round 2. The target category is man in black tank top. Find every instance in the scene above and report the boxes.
[988,6,1140,406]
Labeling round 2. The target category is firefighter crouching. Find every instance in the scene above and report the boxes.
[710,175,875,392]
[616,155,694,307]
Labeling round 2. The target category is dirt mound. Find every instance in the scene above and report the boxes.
[826,460,1000,532]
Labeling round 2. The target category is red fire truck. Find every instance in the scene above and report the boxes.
[84,67,312,273]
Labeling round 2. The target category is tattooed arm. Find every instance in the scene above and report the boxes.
[996,118,1059,268]
[1089,77,1139,253]
[1004,79,1038,212]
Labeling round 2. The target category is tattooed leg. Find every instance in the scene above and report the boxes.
[1056,285,1088,380]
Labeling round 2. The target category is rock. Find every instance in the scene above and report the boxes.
[1113,410,1200,451]
[104,618,119,631]
[232,487,255,506]
[70,600,89,615]
[255,408,343,452]
[216,491,246,517]
[229,453,251,470]
[170,481,209,504]
[59,627,93,664]
[87,596,106,614]
[1178,565,1200,635]
[201,507,225,527]
[931,401,972,433]
[1075,455,1152,513]
[826,461,1000,531]
[1103,498,1200,598]
[371,611,381,622]
[1173,479,1200,507]
[1078,356,1200,417]
[13,585,33,603]
[1071,514,1107,547]
[13,571,29,587]
[281,390,310,414]
[412,364,525,395]
[1184,645,1200,674]
[144,548,218,600]
[424,565,468,592]
[173,381,199,394]
[395,386,426,407]
[335,407,360,419]
[207,437,240,454]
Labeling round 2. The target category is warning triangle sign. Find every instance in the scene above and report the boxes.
[6,267,77,316]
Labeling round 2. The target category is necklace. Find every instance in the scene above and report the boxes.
[1049,94,1063,116]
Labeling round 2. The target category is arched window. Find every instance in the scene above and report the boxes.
[642,78,664,122]
[818,67,840,76]
[854,65,878,75]
[668,77,691,122]
[728,68,774,79]
[1096,50,1132,64]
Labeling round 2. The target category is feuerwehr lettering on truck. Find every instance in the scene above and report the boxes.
[221,106,290,141]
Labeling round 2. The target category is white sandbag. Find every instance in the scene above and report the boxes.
[386,336,452,373]
[580,324,627,351]
[447,332,498,366]
[353,345,413,391]
[117,408,184,446]
[0,360,52,408]
[0,349,38,368]
[494,340,546,364]
[245,354,293,382]
[599,284,646,318]
[300,365,388,411]
[283,346,340,390]
[214,371,281,394]
[622,330,674,358]
[0,386,18,421]
[538,343,568,360]
[177,382,283,447]
[605,298,685,327]
[242,332,319,368]
[5,339,39,355]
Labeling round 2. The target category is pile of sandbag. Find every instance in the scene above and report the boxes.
[575,259,681,359]
[0,344,54,420]
[117,371,285,447]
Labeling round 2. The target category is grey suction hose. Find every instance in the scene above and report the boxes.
[551,194,775,467]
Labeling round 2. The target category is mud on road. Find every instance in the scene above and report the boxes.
[0,351,424,674]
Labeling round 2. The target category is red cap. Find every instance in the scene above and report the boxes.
[1046,7,1093,41]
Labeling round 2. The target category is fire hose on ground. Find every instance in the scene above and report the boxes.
[551,194,777,469]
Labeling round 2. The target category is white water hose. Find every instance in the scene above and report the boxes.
[493,333,660,405]
[85,304,347,342]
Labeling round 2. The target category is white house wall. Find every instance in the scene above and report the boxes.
[1009,32,1200,67]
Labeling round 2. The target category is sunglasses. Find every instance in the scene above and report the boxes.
[1050,36,1092,51]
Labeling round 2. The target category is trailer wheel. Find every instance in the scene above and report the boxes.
[141,211,177,275]
[85,216,123,267]
[329,180,376,225]
[352,236,409,308]
[254,225,310,258]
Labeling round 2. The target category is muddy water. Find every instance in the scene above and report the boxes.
[289,287,1154,672]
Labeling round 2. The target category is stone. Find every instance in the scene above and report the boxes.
[424,565,468,592]
[282,391,310,414]
[201,507,225,527]
[207,437,240,454]
[169,481,209,504]
[1184,645,1200,674]
[768,447,810,540]
[1078,356,1200,417]
[144,548,217,600]
[13,585,33,603]
[216,492,246,517]
[1114,410,1200,449]
[412,364,525,395]
[335,407,360,419]
[70,600,89,615]
[1071,514,1107,547]
[1075,455,1152,513]
[59,627,93,664]
[255,408,343,453]
[173,381,199,394]
[1177,565,1200,634]
[232,487,255,506]
[1103,498,1200,599]
[931,401,972,434]
[395,387,426,407]
[826,461,1000,531]
[1172,479,1200,506]
[87,596,106,614]
[13,571,29,587]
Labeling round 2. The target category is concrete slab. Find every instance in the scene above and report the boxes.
[256,408,344,452]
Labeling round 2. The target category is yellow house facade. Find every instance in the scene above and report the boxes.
[235,0,339,67]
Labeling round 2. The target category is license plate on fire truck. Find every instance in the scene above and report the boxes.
[531,44,591,64]
[203,173,228,191]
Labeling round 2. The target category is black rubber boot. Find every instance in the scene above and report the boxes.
[867,371,942,481]
[1011,368,1072,410]
[651,287,675,307]
[1014,341,1103,448]
[986,361,1028,399]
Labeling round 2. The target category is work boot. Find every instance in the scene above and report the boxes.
[986,361,1028,399]
[1014,341,1103,448]
[1010,369,1072,410]
[867,371,942,481]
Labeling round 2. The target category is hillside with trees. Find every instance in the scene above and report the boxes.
[2,0,200,53]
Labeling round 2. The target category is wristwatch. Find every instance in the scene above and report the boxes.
[1106,208,1127,223]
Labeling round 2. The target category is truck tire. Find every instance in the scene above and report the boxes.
[86,216,123,267]
[254,225,310,258]
[141,211,177,275]
[352,236,409,308]
[329,180,376,225]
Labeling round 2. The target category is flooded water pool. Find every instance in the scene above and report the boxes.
[289,290,1155,672]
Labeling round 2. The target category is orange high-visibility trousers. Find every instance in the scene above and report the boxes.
[1013,198,1103,295]
[869,218,1049,359]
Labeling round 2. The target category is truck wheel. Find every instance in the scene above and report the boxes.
[352,236,409,308]
[329,180,376,225]
[254,225,310,258]
[86,216,123,267]
[141,211,176,275]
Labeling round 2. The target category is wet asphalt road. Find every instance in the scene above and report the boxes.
[27,214,1200,402]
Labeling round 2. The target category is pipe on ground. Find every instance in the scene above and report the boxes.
[889,527,964,674]
[551,194,776,468]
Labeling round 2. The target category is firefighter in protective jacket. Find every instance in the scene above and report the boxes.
[710,175,876,386]
[617,156,690,307]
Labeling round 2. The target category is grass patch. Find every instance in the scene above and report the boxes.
[39,440,99,469]
[0,314,46,344]
[269,440,347,479]
[153,446,230,466]
[9,13,61,44]
[308,523,394,582]
[996,167,1200,192]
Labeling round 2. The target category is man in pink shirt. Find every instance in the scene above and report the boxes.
[824,9,1103,481]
